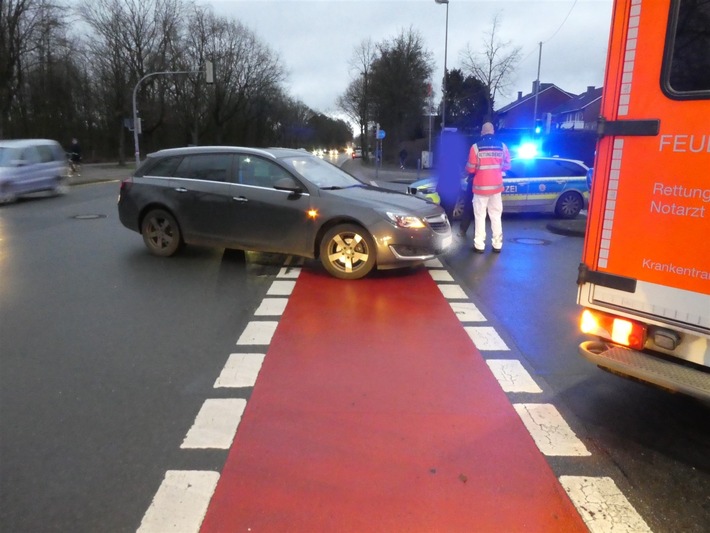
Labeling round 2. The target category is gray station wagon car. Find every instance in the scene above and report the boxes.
[117,146,452,279]
[410,156,590,219]
[0,139,69,203]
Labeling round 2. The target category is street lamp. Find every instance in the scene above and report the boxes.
[435,0,449,130]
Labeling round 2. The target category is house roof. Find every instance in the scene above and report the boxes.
[496,83,575,114]
[552,87,603,114]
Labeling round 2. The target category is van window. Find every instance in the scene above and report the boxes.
[664,0,710,97]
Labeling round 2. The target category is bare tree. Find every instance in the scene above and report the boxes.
[337,38,376,159]
[460,12,521,122]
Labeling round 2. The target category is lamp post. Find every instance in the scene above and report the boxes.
[435,0,449,130]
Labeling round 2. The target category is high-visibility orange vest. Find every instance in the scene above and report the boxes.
[465,135,511,195]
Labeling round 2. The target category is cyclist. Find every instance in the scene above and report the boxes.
[68,138,81,176]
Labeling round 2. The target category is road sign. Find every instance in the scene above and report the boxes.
[377,129,386,139]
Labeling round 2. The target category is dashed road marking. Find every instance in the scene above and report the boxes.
[428,269,454,282]
[560,476,652,533]
[487,359,543,393]
[214,353,265,388]
[514,403,591,456]
[449,301,486,322]
[254,297,288,316]
[137,470,219,533]
[437,283,468,300]
[266,280,296,296]
[277,266,301,278]
[464,326,510,351]
[181,399,246,449]
[237,321,278,345]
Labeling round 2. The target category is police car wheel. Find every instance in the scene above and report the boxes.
[554,191,583,219]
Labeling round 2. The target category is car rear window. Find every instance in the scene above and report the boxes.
[139,156,183,177]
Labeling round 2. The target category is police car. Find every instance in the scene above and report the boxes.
[409,156,590,219]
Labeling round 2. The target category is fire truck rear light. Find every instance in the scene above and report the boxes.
[580,309,646,350]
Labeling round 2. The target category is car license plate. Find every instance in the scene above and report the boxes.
[442,235,453,248]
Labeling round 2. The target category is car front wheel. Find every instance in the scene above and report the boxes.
[141,209,182,256]
[319,224,376,280]
[554,191,583,219]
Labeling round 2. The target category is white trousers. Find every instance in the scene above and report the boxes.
[473,193,503,250]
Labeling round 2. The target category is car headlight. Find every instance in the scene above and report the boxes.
[386,212,426,229]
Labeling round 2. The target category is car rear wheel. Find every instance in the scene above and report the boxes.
[554,191,583,219]
[320,224,376,280]
[141,209,182,256]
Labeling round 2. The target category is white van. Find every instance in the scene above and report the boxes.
[0,139,69,203]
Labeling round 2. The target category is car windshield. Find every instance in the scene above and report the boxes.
[281,155,364,189]
[0,147,19,166]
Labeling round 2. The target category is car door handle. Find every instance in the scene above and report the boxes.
[232,196,248,202]
[174,187,188,193]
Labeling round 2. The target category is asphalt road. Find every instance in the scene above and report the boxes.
[1,169,708,532]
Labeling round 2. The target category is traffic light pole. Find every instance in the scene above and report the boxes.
[132,62,213,168]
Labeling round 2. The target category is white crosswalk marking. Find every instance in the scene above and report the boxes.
[137,470,219,533]
[237,321,278,345]
[214,353,266,388]
[181,399,247,449]
[429,269,454,282]
[266,280,296,296]
[464,326,509,350]
[277,266,301,278]
[449,301,486,322]
[437,283,468,300]
[514,403,591,456]
[254,298,288,316]
[487,360,542,393]
[560,476,652,532]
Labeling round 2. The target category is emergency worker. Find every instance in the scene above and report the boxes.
[465,122,511,253]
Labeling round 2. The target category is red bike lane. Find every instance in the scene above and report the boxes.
[200,267,587,532]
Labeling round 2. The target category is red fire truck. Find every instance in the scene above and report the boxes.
[577,0,710,399]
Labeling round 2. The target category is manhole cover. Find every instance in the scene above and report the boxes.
[72,214,106,220]
[511,237,550,246]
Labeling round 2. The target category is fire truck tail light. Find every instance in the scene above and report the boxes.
[580,309,646,350]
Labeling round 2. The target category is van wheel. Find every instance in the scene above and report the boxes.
[319,224,376,280]
[53,176,69,196]
[555,191,583,219]
[141,209,182,256]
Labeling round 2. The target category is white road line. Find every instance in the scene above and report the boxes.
[254,297,288,316]
[437,283,468,300]
[424,258,444,268]
[266,280,296,296]
[449,301,486,322]
[429,269,454,282]
[514,403,591,456]
[137,470,219,533]
[487,359,543,393]
[277,266,301,278]
[214,353,266,388]
[560,476,652,533]
[181,399,247,449]
[237,321,278,345]
[464,326,509,351]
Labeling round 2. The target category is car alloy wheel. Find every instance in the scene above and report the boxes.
[141,208,182,256]
[554,191,583,219]
[320,223,376,280]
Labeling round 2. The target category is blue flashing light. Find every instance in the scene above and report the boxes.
[515,142,539,159]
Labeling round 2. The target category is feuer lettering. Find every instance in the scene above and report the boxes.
[659,134,710,153]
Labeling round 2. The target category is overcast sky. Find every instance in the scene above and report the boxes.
[209,0,613,120]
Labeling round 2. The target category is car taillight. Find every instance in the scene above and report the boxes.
[580,309,647,350]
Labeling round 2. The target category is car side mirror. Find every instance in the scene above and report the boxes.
[273,177,303,194]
